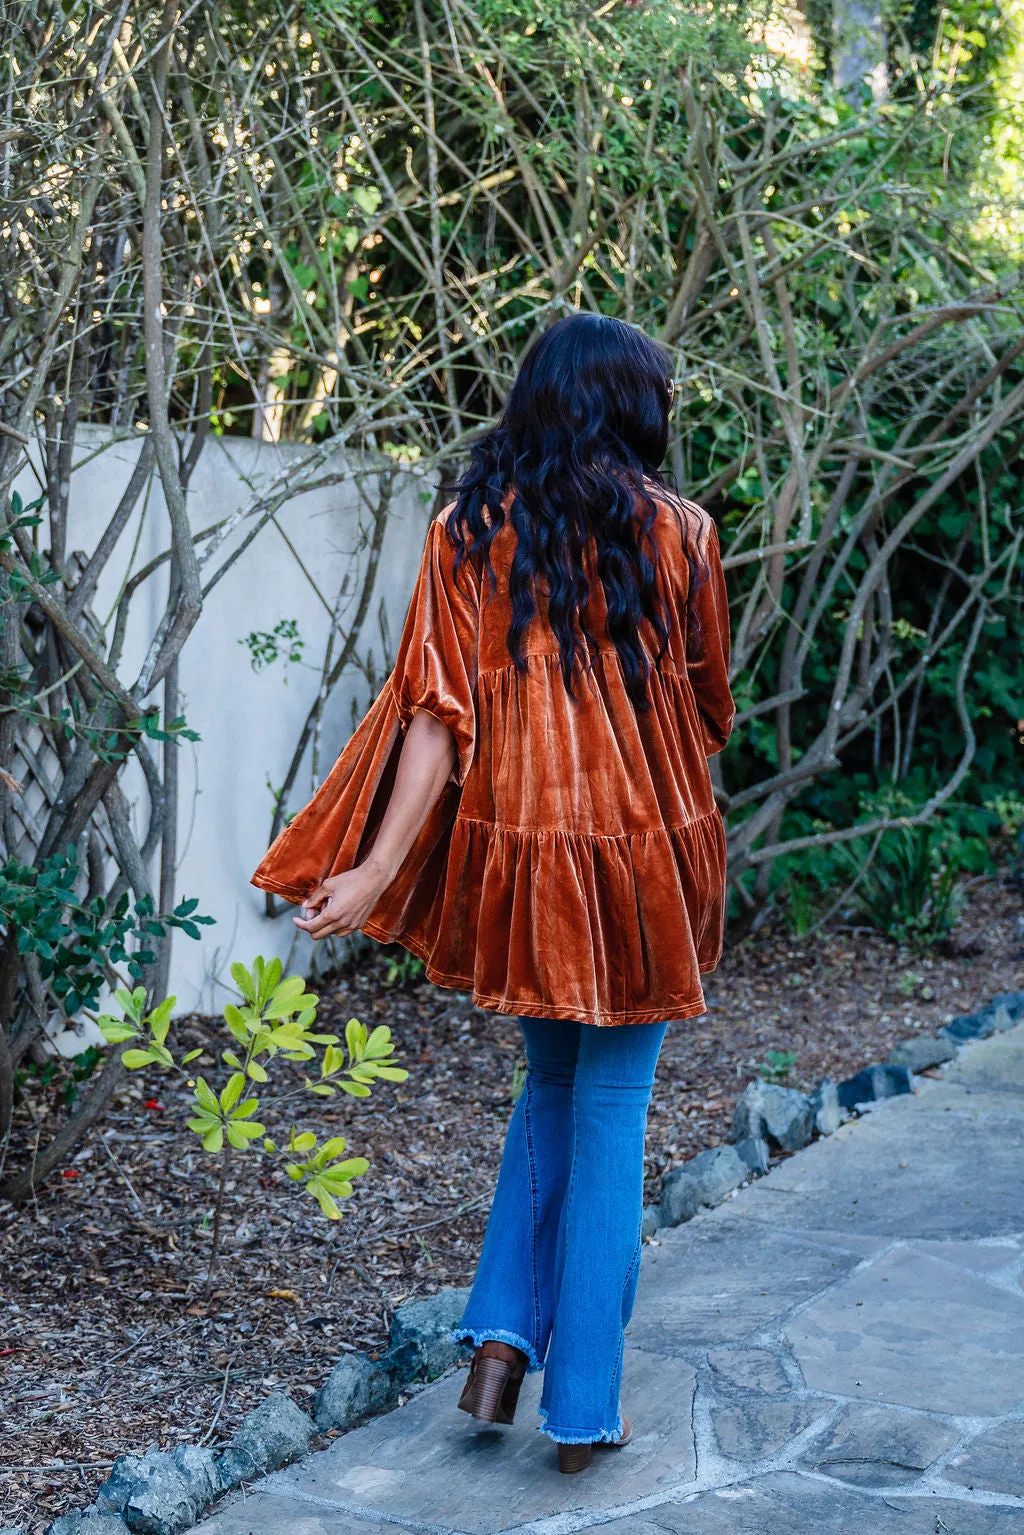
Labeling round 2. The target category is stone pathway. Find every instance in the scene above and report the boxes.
[198,1023,1024,1534]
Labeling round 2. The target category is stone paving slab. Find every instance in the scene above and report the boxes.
[946,1419,1024,1497]
[785,1241,1024,1414]
[946,1029,1024,1093]
[710,1396,830,1458]
[597,1474,1024,1534]
[912,1236,1024,1276]
[800,1401,961,1487]
[197,1022,1024,1535]
[705,1346,791,1395]
[195,1496,394,1535]
[728,1079,1024,1240]
[625,1215,871,1355]
[250,1349,695,1534]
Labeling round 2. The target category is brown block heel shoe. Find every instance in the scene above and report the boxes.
[557,1442,593,1474]
[457,1341,529,1426]
[556,1415,632,1475]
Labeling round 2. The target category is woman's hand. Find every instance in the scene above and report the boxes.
[292,863,388,940]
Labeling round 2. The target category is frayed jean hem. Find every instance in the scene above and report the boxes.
[537,1404,625,1444]
[448,1325,544,1374]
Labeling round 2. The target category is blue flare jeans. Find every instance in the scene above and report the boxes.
[451,1015,668,1444]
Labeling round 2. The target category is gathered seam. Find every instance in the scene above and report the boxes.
[361,920,717,1025]
[478,648,686,683]
[451,808,723,840]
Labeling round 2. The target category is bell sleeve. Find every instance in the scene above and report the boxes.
[250,514,479,905]
[687,518,735,757]
[391,515,480,788]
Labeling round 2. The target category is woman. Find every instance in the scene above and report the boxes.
[251,312,734,1473]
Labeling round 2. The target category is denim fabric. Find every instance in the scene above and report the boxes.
[452,1015,668,1443]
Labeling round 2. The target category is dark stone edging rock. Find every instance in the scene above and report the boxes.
[43,989,1024,1535]
[639,990,1024,1250]
[42,1293,471,1535]
[313,1287,471,1432]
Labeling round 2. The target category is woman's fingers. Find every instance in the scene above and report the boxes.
[296,878,346,932]
[294,901,353,938]
[293,913,349,938]
[294,893,372,938]
[293,869,383,940]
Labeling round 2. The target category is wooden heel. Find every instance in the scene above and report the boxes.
[457,1343,530,1425]
[557,1442,594,1474]
[471,1356,512,1422]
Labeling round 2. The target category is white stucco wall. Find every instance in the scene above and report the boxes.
[12,428,431,1020]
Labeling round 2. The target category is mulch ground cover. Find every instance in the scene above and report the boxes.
[2,872,1022,1531]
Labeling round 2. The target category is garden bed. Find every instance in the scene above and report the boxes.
[2,873,1022,1532]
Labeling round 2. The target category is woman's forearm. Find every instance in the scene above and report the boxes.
[292,709,456,939]
[361,708,457,884]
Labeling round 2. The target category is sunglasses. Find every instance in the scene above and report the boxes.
[666,378,676,403]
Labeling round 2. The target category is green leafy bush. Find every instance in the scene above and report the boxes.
[844,827,969,952]
[0,848,212,1016]
[768,782,1000,945]
[97,956,407,1225]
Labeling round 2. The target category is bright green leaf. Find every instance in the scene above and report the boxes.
[121,1048,155,1068]
[193,1077,220,1114]
[309,1182,342,1219]
[220,1071,245,1112]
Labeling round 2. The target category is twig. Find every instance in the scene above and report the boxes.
[0,1462,116,1473]
[383,1189,493,1241]
[205,1148,231,1290]
[99,1131,147,1214]
[0,1120,11,1186]
[99,1317,191,1369]
[197,1349,237,1446]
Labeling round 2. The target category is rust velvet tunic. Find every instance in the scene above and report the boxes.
[251,496,734,1026]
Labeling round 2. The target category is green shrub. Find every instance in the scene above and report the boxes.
[0,847,212,1016]
[384,951,425,987]
[97,956,409,1272]
[842,826,969,951]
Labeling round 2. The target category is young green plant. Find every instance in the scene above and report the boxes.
[96,956,408,1280]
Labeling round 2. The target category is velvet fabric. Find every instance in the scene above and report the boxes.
[250,496,735,1026]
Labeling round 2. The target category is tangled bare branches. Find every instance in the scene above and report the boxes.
[0,0,1022,1192]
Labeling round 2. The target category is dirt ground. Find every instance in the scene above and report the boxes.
[2,873,1022,1531]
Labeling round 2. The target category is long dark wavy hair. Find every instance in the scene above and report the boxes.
[444,313,706,710]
